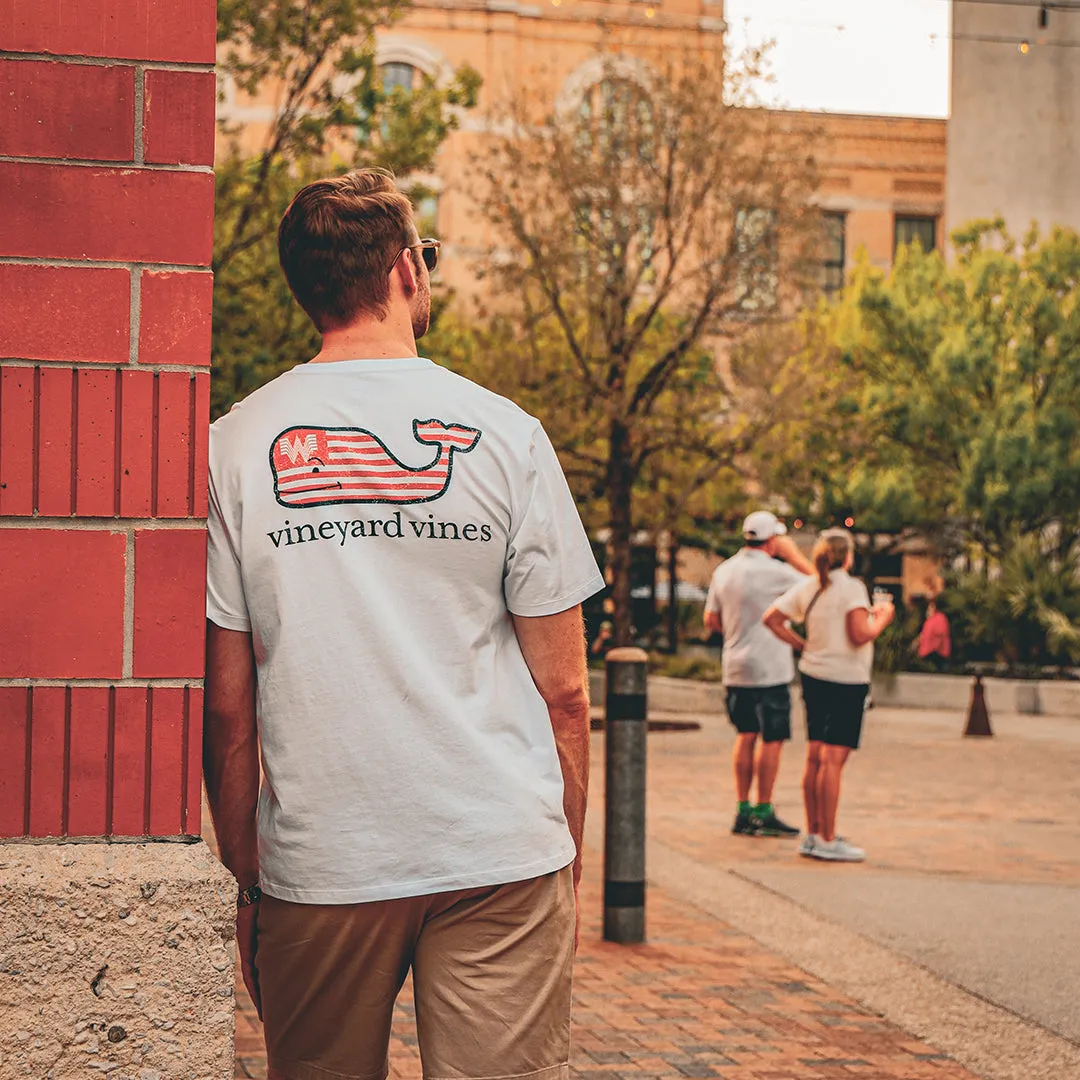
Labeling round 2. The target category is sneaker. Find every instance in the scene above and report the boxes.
[797,834,817,857]
[810,837,866,862]
[750,809,801,837]
[731,809,755,835]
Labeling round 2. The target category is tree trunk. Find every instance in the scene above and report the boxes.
[608,421,635,647]
[666,536,679,654]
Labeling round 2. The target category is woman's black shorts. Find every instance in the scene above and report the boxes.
[800,673,869,750]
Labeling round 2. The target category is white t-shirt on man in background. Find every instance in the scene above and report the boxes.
[206,356,605,905]
[773,569,874,685]
[705,549,806,687]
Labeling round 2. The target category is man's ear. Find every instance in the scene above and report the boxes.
[394,247,420,298]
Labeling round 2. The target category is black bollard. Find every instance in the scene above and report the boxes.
[603,646,648,944]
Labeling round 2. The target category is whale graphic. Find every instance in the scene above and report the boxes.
[270,419,482,508]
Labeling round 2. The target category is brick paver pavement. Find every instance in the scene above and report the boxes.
[231,852,979,1080]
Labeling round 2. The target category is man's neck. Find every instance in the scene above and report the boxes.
[310,318,419,364]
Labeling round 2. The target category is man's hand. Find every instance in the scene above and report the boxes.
[237,903,262,1019]
[511,605,590,952]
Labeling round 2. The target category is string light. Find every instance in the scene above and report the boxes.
[844,517,855,529]
[1018,39,1031,53]
[793,519,804,530]
[644,6,656,17]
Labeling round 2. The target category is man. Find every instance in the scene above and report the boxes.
[203,169,605,1080]
[704,510,813,837]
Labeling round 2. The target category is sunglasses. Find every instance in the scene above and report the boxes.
[391,238,441,275]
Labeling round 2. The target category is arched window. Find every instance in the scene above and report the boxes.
[381,62,417,95]
[577,77,655,159]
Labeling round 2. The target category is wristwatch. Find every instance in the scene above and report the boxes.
[237,883,262,908]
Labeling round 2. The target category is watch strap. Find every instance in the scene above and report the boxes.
[237,883,262,908]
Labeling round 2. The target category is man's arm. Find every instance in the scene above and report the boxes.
[704,609,723,636]
[511,605,590,892]
[772,535,815,576]
[203,620,260,888]
[203,620,262,1014]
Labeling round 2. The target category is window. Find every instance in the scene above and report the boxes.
[821,212,846,298]
[894,215,937,256]
[577,78,655,160]
[734,207,778,313]
[415,193,439,234]
[381,62,416,94]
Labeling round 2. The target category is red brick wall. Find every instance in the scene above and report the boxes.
[0,0,216,839]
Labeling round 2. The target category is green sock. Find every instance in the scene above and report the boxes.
[738,801,753,814]
[754,802,773,816]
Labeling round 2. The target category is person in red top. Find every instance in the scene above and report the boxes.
[918,598,952,671]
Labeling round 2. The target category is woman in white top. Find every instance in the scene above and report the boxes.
[762,530,894,863]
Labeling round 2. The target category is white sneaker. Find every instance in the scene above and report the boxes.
[810,837,866,862]
[798,834,817,857]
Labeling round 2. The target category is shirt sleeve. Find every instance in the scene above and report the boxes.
[780,563,808,589]
[206,443,251,633]
[503,425,605,617]
[773,579,808,622]
[844,579,872,615]
[704,567,723,614]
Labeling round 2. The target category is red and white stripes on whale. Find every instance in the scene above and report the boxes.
[270,420,482,507]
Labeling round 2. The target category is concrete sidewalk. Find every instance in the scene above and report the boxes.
[619,703,1080,1080]
[233,854,981,1080]
[224,701,1080,1080]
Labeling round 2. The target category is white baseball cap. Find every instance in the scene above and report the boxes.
[742,510,787,541]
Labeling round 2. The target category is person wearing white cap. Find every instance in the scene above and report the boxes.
[703,511,814,837]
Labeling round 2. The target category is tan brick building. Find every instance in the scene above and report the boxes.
[215,0,946,300]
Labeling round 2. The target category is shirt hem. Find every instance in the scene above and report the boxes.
[507,572,606,618]
[206,605,251,633]
[259,846,577,905]
[798,664,874,686]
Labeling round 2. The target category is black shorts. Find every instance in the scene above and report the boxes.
[725,684,792,743]
[801,673,868,750]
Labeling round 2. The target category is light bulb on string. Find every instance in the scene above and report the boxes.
[1018,40,1031,55]
[645,6,655,17]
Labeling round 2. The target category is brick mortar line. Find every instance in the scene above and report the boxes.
[133,67,146,166]
[0,257,211,271]
[0,835,203,846]
[0,519,206,530]
[123,531,136,679]
[0,154,212,173]
[129,268,143,366]
[0,50,215,73]
[0,360,211,373]
[0,679,203,688]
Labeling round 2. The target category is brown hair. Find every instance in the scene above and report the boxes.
[277,169,416,331]
[812,529,854,590]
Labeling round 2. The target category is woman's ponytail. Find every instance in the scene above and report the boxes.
[814,548,832,591]
[810,529,855,591]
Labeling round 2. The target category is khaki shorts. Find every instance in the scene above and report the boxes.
[257,866,575,1080]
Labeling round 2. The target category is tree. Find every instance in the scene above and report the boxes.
[760,221,1080,555]
[213,0,480,417]
[461,47,821,643]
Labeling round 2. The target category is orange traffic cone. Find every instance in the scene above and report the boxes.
[964,674,993,737]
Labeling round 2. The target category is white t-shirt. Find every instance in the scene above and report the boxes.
[774,569,874,685]
[705,549,806,687]
[206,357,605,904]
